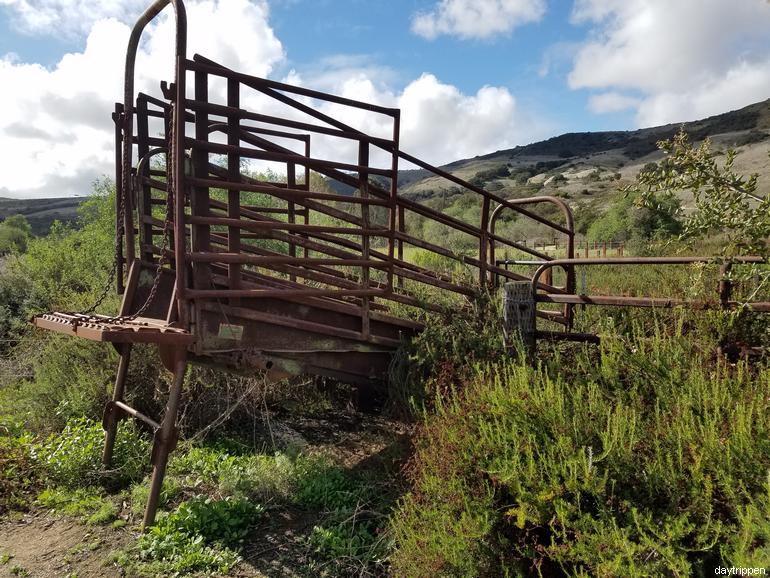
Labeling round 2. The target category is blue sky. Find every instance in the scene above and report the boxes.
[1,0,770,198]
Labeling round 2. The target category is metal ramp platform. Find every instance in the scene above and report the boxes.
[32,313,194,345]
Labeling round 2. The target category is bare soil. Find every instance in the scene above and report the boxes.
[0,513,129,578]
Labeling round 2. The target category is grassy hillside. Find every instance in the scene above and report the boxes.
[0,197,83,236]
[393,98,770,209]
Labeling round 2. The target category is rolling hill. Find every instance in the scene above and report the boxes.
[0,196,83,236]
[3,98,769,238]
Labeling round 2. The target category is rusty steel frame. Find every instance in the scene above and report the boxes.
[28,0,769,532]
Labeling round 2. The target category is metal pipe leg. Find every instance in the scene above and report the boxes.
[102,344,132,466]
[142,355,186,529]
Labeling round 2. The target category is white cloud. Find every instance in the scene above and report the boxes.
[0,0,148,39]
[279,63,543,170]
[0,0,546,198]
[587,92,641,114]
[569,0,770,126]
[412,0,546,40]
[0,0,284,197]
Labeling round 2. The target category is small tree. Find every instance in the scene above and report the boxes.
[629,128,770,257]
[0,215,32,254]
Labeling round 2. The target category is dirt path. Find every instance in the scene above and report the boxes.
[0,513,130,578]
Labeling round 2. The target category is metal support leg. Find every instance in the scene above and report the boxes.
[102,344,132,466]
[142,354,186,529]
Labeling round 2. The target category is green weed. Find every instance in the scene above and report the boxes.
[33,417,149,489]
[36,487,118,525]
[0,432,40,513]
[127,496,262,576]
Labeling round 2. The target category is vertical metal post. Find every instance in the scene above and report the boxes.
[287,162,297,283]
[143,355,186,529]
[503,281,536,357]
[397,205,405,289]
[302,136,310,260]
[102,344,132,466]
[227,78,241,300]
[358,141,371,340]
[136,96,154,264]
[479,196,490,286]
[191,70,211,292]
[113,103,125,295]
[387,111,400,293]
[719,262,733,308]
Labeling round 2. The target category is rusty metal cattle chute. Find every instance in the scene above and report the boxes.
[29,0,769,529]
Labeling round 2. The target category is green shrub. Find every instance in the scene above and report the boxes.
[294,458,363,511]
[0,432,40,513]
[33,417,149,489]
[390,328,770,577]
[389,292,504,415]
[309,516,389,567]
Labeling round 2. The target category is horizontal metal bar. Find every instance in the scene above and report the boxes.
[187,252,390,268]
[187,57,400,116]
[188,98,395,148]
[200,302,401,348]
[538,293,770,311]
[113,401,161,430]
[187,287,384,299]
[186,215,389,236]
[188,176,389,205]
[185,137,393,176]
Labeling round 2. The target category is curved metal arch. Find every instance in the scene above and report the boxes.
[489,195,576,326]
[121,0,188,321]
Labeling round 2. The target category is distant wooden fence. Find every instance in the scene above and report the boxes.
[511,238,625,257]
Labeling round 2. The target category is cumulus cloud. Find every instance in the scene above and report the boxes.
[587,92,641,114]
[569,0,770,126]
[0,0,149,38]
[412,0,546,40]
[0,0,285,197]
[276,62,540,170]
[0,0,543,198]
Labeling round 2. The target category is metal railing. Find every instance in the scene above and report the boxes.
[118,5,576,340]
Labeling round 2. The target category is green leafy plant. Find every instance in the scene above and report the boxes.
[0,432,40,514]
[390,325,770,577]
[131,496,263,576]
[33,417,149,489]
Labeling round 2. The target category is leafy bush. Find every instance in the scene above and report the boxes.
[587,192,681,244]
[33,417,149,489]
[390,328,770,577]
[0,215,32,255]
[309,516,389,568]
[294,458,363,511]
[389,292,504,414]
[132,496,262,576]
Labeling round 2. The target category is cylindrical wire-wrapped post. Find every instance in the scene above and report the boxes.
[503,281,536,357]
